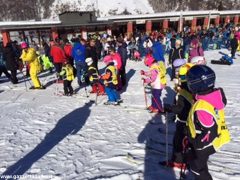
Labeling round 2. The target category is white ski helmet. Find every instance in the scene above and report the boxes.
[191,56,206,65]
[85,57,93,66]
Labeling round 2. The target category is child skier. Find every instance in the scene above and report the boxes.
[101,55,121,105]
[41,54,54,72]
[186,65,230,180]
[162,63,194,169]
[85,57,105,95]
[59,61,75,96]
[141,55,165,113]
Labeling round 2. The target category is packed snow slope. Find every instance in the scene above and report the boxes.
[0,49,240,180]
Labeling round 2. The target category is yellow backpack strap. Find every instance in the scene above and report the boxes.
[179,89,193,105]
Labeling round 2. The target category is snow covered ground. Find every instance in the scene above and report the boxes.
[0,49,240,180]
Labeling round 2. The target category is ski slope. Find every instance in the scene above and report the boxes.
[0,49,240,180]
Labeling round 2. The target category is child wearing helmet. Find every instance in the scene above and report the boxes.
[100,55,121,105]
[162,63,194,169]
[190,56,207,65]
[59,61,75,96]
[186,65,230,180]
[141,55,165,113]
[86,57,105,95]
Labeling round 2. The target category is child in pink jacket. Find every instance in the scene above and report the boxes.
[141,55,165,113]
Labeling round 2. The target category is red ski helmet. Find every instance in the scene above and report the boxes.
[144,55,155,66]
[21,42,28,49]
[103,55,113,64]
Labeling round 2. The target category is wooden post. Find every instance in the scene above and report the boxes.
[203,17,209,30]
[163,19,169,32]
[51,28,59,41]
[127,22,133,37]
[225,16,230,24]
[1,30,11,47]
[146,20,152,33]
[234,15,239,25]
[191,18,197,33]
[215,16,220,27]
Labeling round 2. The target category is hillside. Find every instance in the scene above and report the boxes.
[0,0,239,21]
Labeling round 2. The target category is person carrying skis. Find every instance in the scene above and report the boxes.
[141,55,165,113]
[20,42,44,89]
[85,57,105,95]
[100,55,121,105]
[59,61,75,96]
[186,65,230,180]
[162,63,194,169]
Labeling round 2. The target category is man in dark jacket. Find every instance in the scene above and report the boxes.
[86,39,98,71]
[0,41,12,81]
[230,35,238,59]
[3,42,19,84]
[169,39,184,81]
[117,38,127,87]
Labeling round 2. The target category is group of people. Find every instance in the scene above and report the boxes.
[140,37,231,180]
[0,22,236,180]
[0,35,129,105]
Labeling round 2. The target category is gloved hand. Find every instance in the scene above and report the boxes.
[142,78,149,85]
[164,104,172,112]
[140,70,145,75]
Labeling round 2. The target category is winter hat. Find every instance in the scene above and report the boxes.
[21,42,28,49]
[103,55,113,64]
[85,57,93,66]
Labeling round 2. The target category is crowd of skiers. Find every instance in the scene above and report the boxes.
[0,22,238,180]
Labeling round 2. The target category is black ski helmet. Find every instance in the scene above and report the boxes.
[186,65,216,94]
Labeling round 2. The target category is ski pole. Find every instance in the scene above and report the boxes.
[143,80,148,109]
[54,74,60,96]
[84,86,89,98]
[20,71,32,87]
[179,137,188,180]
[166,111,169,166]
[151,92,163,112]
[95,84,98,105]
[20,71,28,91]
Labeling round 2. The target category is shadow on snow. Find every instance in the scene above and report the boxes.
[2,101,94,176]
